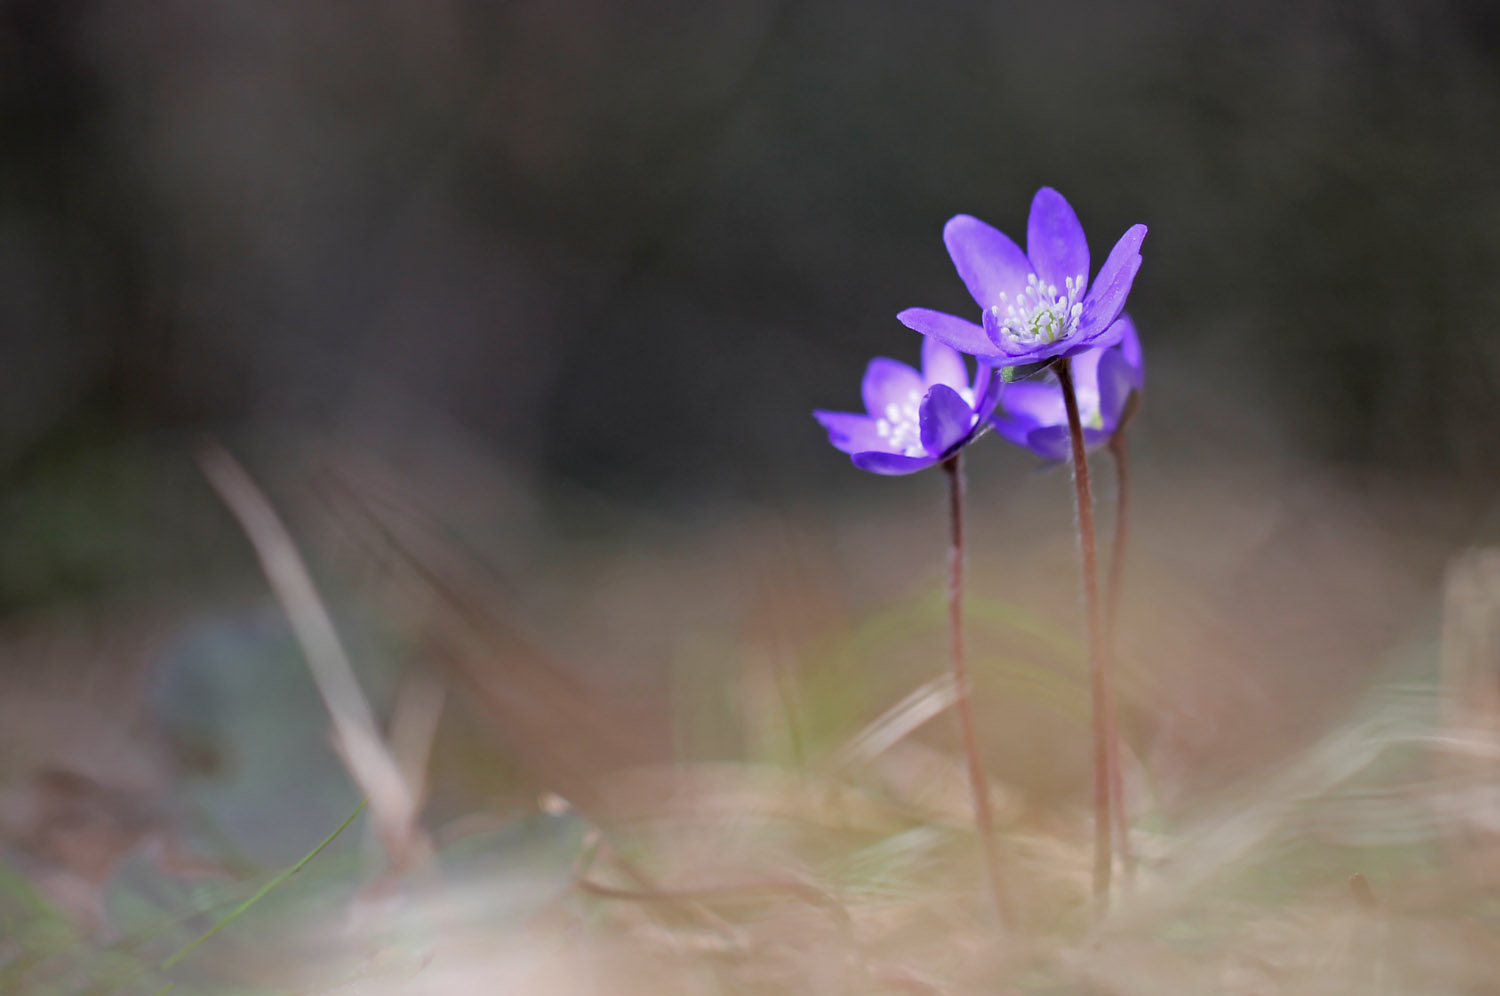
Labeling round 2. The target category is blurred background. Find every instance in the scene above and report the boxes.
[4,1,1500,991]
[6,0,1500,499]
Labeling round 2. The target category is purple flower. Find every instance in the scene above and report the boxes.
[814,336,1004,475]
[989,315,1143,461]
[898,188,1147,367]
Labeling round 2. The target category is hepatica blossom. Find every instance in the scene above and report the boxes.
[814,336,1003,475]
[991,315,1144,461]
[899,188,1146,367]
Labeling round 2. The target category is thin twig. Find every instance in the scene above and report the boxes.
[198,441,420,868]
[943,454,1009,925]
[1054,359,1113,901]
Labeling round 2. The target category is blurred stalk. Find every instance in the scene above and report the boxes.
[942,454,1009,925]
[1054,358,1113,901]
[1105,429,1136,884]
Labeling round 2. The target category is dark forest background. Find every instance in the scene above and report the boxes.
[2,0,1500,611]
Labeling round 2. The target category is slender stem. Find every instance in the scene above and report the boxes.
[1104,430,1136,883]
[943,454,1009,925]
[1053,359,1112,900]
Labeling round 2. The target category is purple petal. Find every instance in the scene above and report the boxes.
[980,305,1005,349]
[991,413,1039,451]
[942,214,1034,309]
[813,410,891,456]
[919,384,974,457]
[1071,344,1105,394]
[1057,310,1129,358]
[921,335,970,392]
[1001,342,1071,366]
[1026,187,1090,296]
[1115,314,1144,388]
[898,308,1001,359]
[977,313,1080,367]
[979,307,1064,364]
[1000,381,1066,425]
[971,364,1005,421]
[990,377,1055,451]
[1094,349,1135,433]
[1026,424,1112,462]
[861,357,923,417]
[1078,224,1146,337]
[851,451,939,475]
[1024,426,1074,462]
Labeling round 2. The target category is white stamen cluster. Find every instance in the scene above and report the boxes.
[874,388,926,456]
[990,273,1085,346]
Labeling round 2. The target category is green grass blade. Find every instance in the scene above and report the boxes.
[159,799,367,973]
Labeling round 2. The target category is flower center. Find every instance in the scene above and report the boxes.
[874,388,925,456]
[874,385,977,457]
[989,273,1085,347]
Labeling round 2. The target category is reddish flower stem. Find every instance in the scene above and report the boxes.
[1104,429,1136,884]
[942,453,1009,925]
[1053,358,1113,900]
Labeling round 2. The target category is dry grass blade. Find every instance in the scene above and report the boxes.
[197,440,421,868]
[387,669,445,815]
[577,873,852,935]
[306,455,659,818]
[830,674,957,775]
